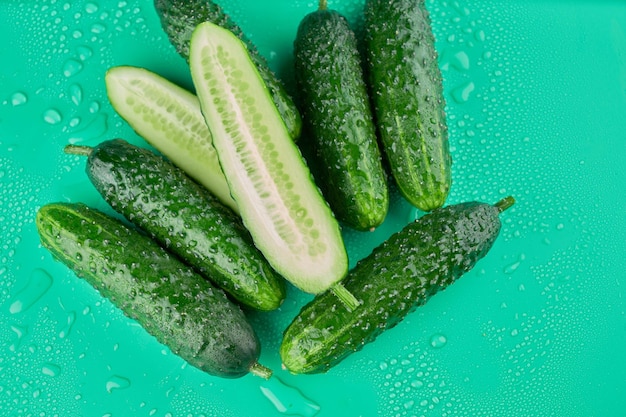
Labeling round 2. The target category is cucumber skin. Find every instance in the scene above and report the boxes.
[294,9,389,231]
[281,201,504,374]
[154,0,302,140]
[36,203,260,378]
[82,139,285,311]
[364,0,452,212]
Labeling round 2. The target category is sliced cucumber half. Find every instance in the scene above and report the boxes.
[188,21,351,301]
[105,65,238,212]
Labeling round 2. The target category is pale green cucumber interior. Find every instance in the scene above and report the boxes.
[189,22,347,294]
[105,66,238,212]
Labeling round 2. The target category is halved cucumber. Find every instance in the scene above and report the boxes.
[105,65,238,212]
[188,22,355,308]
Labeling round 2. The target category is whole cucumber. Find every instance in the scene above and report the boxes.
[65,139,286,312]
[364,0,452,212]
[36,203,272,379]
[293,1,389,231]
[153,0,302,140]
[280,197,515,374]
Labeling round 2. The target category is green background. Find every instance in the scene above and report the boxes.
[1,0,625,416]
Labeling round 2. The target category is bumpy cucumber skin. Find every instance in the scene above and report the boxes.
[281,201,505,374]
[294,9,389,231]
[364,0,451,212]
[153,0,302,140]
[82,139,285,311]
[36,203,260,378]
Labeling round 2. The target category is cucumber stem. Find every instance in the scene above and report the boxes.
[249,361,273,380]
[331,283,360,312]
[495,196,515,213]
[64,144,93,157]
[319,0,328,10]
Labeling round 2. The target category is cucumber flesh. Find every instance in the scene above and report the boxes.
[105,65,238,212]
[188,22,350,298]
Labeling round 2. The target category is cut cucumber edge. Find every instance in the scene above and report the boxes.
[104,65,239,213]
[189,21,349,294]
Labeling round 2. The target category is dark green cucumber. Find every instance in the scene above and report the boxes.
[153,0,302,140]
[364,0,451,212]
[65,139,285,312]
[293,1,388,231]
[36,202,272,379]
[280,197,515,374]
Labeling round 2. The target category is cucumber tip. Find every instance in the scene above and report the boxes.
[249,361,273,380]
[495,196,515,212]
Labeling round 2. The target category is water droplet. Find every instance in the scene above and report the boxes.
[69,84,83,105]
[77,45,93,61]
[67,113,108,144]
[43,109,63,125]
[106,375,131,393]
[430,334,447,349]
[69,117,81,127]
[85,2,99,13]
[42,363,61,377]
[59,311,77,339]
[91,23,106,34]
[411,379,424,388]
[9,324,28,351]
[63,59,83,77]
[451,81,475,103]
[11,91,28,106]
[8,269,54,314]
[504,253,526,274]
[260,376,320,416]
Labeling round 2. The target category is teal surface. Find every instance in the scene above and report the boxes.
[1,0,625,416]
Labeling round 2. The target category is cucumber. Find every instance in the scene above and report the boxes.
[364,0,452,212]
[105,65,238,212]
[293,1,389,231]
[36,202,272,379]
[65,139,286,312]
[153,0,302,140]
[188,22,357,310]
[280,197,515,374]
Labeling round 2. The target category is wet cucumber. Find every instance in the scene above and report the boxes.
[188,22,357,310]
[65,139,286,312]
[364,0,452,212]
[280,197,515,374]
[154,0,302,140]
[293,1,389,231]
[36,202,272,379]
[105,65,238,212]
